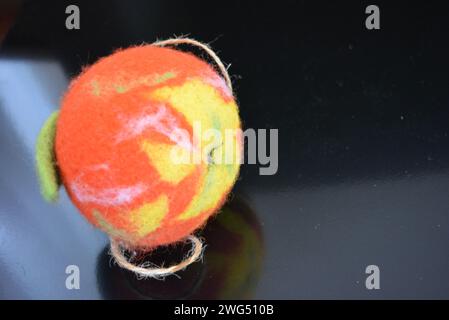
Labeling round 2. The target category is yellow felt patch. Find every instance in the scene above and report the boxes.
[150,79,241,221]
[93,209,133,241]
[177,161,236,220]
[150,78,240,132]
[141,140,196,184]
[129,194,169,237]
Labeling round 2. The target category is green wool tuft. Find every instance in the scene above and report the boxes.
[36,111,60,202]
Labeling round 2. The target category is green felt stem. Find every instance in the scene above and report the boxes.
[35,111,60,202]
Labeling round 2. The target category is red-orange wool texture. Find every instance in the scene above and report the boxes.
[55,45,241,249]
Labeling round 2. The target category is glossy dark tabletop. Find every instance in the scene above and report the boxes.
[1,0,449,299]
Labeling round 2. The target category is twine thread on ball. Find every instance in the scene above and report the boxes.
[110,235,204,279]
[108,37,233,279]
[153,37,233,94]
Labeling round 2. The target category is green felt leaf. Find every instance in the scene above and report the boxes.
[35,111,60,202]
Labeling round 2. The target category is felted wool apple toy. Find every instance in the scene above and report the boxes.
[35,38,242,278]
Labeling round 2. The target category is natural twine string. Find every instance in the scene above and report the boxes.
[109,38,232,278]
[110,235,204,279]
[153,37,233,94]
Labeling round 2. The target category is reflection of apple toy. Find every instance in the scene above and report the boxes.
[96,197,264,299]
[35,38,242,277]
[192,199,264,299]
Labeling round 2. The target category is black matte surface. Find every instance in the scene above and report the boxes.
[1,0,449,299]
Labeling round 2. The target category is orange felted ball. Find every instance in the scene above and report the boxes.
[36,43,242,250]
